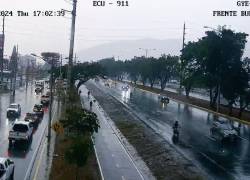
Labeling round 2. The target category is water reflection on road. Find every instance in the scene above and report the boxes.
[92,80,250,180]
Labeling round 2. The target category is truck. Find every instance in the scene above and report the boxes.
[8,121,33,146]
[0,158,14,180]
[6,104,21,118]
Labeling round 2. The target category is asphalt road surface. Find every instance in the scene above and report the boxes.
[79,85,146,180]
[0,83,55,180]
[88,80,250,180]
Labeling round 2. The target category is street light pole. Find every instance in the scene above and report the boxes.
[139,48,156,58]
[1,16,5,86]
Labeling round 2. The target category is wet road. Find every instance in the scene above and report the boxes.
[0,83,55,180]
[89,80,250,180]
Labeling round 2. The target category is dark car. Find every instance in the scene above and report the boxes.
[24,112,40,127]
[33,104,44,117]
[35,86,43,94]
[41,95,50,106]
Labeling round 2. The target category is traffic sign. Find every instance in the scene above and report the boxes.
[52,121,64,134]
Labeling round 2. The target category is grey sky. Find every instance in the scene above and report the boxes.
[1,0,250,58]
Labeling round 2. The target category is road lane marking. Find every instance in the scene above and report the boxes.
[121,176,126,180]
[87,86,145,180]
[33,104,58,180]
[116,163,120,168]
[33,139,46,180]
[24,102,57,180]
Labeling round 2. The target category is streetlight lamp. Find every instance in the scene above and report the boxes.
[31,53,54,140]
[139,48,156,58]
[204,26,221,112]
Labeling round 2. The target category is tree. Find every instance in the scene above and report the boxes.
[157,54,178,91]
[60,107,100,136]
[65,137,92,180]
[148,57,159,88]
[202,28,248,108]
[180,40,205,97]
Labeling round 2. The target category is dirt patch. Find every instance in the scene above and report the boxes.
[50,135,100,180]
[87,82,205,180]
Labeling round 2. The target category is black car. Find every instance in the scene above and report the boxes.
[33,104,44,117]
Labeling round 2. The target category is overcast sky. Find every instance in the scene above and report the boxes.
[1,0,250,59]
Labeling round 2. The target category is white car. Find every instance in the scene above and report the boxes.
[0,158,14,180]
[8,121,33,146]
[210,120,238,141]
[6,104,21,118]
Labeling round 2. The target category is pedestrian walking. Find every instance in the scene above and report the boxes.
[90,100,93,111]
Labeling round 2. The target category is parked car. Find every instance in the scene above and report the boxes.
[35,86,43,94]
[6,103,21,118]
[41,95,50,106]
[210,120,238,141]
[33,104,44,117]
[24,112,40,127]
[8,121,33,146]
[0,158,14,180]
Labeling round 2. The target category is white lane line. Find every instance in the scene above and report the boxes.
[116,163,120,168]
[112,154,115,157]
[122,175,126,180]
[32,104,58,180]
[88,89,145,180]
[24,103,57,180]
[92,137,105,180]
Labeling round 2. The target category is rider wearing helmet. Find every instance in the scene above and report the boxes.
[173,121,179,129]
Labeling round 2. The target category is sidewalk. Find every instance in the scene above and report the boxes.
[79,85,152,180]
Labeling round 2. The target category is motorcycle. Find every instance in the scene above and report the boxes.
[172,127,179,143]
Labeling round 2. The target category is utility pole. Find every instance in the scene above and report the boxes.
[48,57,54,140]
[1,16,5,86]
[13,45,18,96]
[67,0,77,91]
[179,22,186,89]
[60,54,62,78]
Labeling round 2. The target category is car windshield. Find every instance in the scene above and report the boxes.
[13,124,28,132]
[9,104,18,109]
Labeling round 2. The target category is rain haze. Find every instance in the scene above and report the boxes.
[1,0,250,60]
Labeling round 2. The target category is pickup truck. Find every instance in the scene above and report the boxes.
[8,121,33,146]
[41,95,50,106]
[6,104,21,118]
[24,113,40,127]
[0,158,14,180]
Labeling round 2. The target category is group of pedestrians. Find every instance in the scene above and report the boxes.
[79,89,93,110]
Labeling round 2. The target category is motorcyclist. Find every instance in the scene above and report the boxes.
[173,121,179,129]
[173,121,180,135]
[87,91,90,99]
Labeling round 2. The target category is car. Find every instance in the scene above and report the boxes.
[210,120,238,141]
[41,95,50,106]
[158,95,170,103]
[0,158,14,180]
[35,80,44,88]
[24,112,40,126]
[35,86,43,94]
[8,121,33,145]
[122,85,129,91]
[6,103,21,118]
[33,104,44,117]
